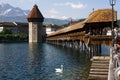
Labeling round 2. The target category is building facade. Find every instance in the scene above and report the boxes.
[46,24,62,34]
[0,22,28,34]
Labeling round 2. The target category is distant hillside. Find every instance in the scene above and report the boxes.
[0,16,27,22]
[61,18,85,27]
[0,16,69,26]
[117,20,120,26]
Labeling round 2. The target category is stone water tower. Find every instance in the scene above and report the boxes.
[27,4,45,43]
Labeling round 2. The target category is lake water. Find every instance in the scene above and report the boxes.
[0,43,109,80]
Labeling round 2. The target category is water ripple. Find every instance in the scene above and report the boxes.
[0,43,93,80]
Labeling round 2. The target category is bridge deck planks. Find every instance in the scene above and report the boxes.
[88,56,110,80]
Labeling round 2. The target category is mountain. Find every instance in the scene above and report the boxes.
[0,3,69,26]
[0,3,29,17]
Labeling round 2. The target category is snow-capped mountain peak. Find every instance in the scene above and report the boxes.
[24,12,28,16]
[3,9,12,16]
[0,3,29,17]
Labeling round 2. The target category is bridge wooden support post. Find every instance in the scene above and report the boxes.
[96,44,99,54]
[54,40,55,44]
[81,41,84,51]
[82,41,88,52]
[73,41,75,48]
[64,41,66,47]
[52,40,54,44]
[74,41,79,49]
[93,45,96,53]
[78,41,81,51]
[71,41,74,48]
[56,40,60,45]
[93,44,98,55]
[53,40,55,44]
[96,44,100,55]
[54,40,56,45]
[88,44,94,58]
[60,40,62,46]
[54,40,57,45]
[79,40,83,51]
[89,44,92,54]
[66,41,70,47]
[56,40,58,45]
[78,41,81,49]
[96,45,101,56]
[67,41,69,47]
[62,40,65,47]
[74,41,77,49]
[84,42,87,51]
[51,40,53,44]
[50,41,52,44]
[77,40,80,49]
[68,41,71,48]
[72,41,74,48]
[99,44,102,54]
[70,41,72,48]
[66,41,68,47]
[63,40,65,46]
[91,45,94,56]
[83,43,86,51]
[96,44,99,55]
[57,40,59,45]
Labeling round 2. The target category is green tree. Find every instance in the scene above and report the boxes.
[0,28,12,34]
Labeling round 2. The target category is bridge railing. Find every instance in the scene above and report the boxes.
[111,47,120,80]
[47,33,112,46]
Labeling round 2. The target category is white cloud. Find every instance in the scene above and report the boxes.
[47,8,59,18]
[47,15,69,20]
[46,9,68,19]
[48,8,58,14]
[54,2,86,9]
[49,15,58,19]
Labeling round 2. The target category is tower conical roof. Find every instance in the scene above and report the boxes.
[27,4,44,22]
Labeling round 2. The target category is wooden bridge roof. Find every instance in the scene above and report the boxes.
[47,21,85,37]
[84,9,117,23]
[47,8,117,37]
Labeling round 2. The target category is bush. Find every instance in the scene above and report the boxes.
[0,28,12,34]
[0,34,28,42]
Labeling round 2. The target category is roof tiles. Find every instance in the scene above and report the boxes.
[27,4,44,22]
[85,9,117,23]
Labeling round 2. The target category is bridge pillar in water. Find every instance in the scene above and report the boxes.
[27,4,45,43]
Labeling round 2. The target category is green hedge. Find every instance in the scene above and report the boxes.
[0,34,28,42]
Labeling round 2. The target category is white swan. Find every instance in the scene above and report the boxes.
[55,65,63,73]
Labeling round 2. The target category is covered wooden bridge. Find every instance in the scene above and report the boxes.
[46,9,117,52]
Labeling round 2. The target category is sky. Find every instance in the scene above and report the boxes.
[0,0,120,20]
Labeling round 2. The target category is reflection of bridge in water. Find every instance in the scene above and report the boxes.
[46,9,119,80]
